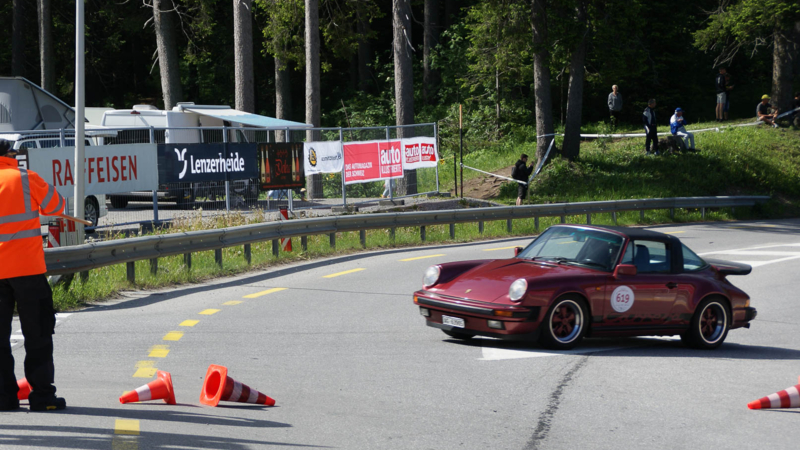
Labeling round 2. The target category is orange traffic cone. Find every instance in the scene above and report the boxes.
[748,376,800,409]
[119,370,176,405]
[17,378,31,401]
[200,364,275,407]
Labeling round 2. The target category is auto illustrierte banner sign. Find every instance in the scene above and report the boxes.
[27,143,159,197]
[343,140,404,184]
[259,143,305,190]
[157,143,258,184]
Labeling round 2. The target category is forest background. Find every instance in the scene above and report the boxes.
[1,0,799,196]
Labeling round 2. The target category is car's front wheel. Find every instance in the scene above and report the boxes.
[683,297,730,349]
[538,297,589,350]
[442,330,475,340]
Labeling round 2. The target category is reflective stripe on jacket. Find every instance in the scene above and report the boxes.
[0,157,65,279]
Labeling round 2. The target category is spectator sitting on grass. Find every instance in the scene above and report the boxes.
[670,108,696,151]
[756,95,779,128]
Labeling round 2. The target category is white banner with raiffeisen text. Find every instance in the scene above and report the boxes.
[304,141,344,175]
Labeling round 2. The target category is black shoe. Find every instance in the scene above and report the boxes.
[29,397,66,412]
[0,401,20,411]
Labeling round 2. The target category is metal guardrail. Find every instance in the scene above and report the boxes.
[44,195,770,278]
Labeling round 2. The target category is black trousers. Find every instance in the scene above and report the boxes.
[645,128,659,153]
[0,274,57,407]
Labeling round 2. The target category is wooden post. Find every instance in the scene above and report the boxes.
[126,262,135,284]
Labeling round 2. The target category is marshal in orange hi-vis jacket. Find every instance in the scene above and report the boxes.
[0,156,65,279]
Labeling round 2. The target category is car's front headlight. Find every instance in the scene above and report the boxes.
[423,265,441,287]
[509,278,528,302]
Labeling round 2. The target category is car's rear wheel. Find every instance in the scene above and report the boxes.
[683,297,730,349]
[538,297,588,350]
[442,330,475,340]
[109,196,128,209]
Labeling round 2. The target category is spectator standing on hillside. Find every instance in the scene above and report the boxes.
[607,85,623,130]
[670,108,696,151]
[756,95,779,127]
[642,99,659,156]
[791,92,800,127]
[724,73,733,120]
[715,67,727,122]
[512,153,534,206]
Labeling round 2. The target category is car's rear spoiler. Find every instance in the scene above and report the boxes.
[706,258,752,276]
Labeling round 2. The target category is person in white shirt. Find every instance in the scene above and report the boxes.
[669,108,695,151]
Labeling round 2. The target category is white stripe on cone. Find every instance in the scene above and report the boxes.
[229,381,243,402]
[135,384,152,402]
[247,388,259,403]
[787,386,800,407]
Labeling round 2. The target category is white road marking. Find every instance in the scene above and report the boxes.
[10,313,73,347]
[479,336,680,361]
[699,243,800,269]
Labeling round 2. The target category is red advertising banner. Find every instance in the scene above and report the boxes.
[343,140,403,184]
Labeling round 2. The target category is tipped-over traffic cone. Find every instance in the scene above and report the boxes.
[119,370,176,405]
[748,376,800,410]
[17,378,31,401]
[200,364,275,407]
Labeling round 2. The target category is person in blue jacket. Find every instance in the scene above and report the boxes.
[642,99,658,155]
[670,108,695,151]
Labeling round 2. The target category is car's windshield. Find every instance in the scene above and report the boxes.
[517,226,625,271]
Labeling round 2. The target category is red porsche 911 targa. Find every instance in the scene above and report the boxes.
[413,225,757,350]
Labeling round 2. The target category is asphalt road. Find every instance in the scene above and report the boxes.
[5,219,800,449]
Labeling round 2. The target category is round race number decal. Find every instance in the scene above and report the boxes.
[610,286,635,313]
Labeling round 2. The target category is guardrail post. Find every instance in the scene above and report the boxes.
[215,249,223,267]
[329,233,336,249]
[586,214,591,225]
[244,244,251,264]
[184,253,192,270]
[449,223,455,239]
[127,262,135,284]
[272,240,280,257]
[149,258,158,275]
[560,216,566,224]
[420,226,426,242]
[478,221,484,234]
[390,228,396,241]
[534,217,539,231]
[301,236,308,251]
[701,207,706,219]
[360,230,366,248]
[80,271,89,282]
[669,208,674,220]
[640,210,644,221]
[612,212,617,225]
[507,219,512,233]
[731,207,736,215]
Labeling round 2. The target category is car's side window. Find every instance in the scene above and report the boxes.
[621,240,670,273]
[682,244,706,271]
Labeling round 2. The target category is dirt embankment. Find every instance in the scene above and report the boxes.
[451,166,515,199]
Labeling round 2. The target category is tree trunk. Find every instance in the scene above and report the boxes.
[357,9,372,92]
[562,0,588,162]
[153,0,183,110]
[38,0,54,92]
[234,0,255,113]
[531,0,554,168]
[275,55,292,142]
[12,0,25,77]
[423,0,440,103]
[393,0,416,196]
[771,27,793,114]
[305,0,323,198]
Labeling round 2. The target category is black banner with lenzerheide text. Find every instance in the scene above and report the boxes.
[157,143,258,184]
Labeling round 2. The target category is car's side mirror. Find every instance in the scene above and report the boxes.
[514,247,523,257]
[614,264,637,278]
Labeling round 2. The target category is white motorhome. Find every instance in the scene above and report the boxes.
[0,77,109,228]
[99,103,310,208]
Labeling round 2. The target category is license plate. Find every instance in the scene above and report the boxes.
[442,315,465,328]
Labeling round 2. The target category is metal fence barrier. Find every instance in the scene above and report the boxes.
[44,195,770,279]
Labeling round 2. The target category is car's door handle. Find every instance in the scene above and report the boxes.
[666,282,678,289]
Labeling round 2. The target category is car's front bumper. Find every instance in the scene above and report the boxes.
[414,291,543,340]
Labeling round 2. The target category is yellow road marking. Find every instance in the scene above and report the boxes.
[243,287,288,298]
[199,309,220,315]
[132,361,157,378]
[148,345,169,358]
[323,268,365,278]
[663,231,685,234]
[179,320,199,327]
[399,254,445,262]
[482,246,519,251]
[115,419,140,436]
[223,301,243,306]
[163,331,184,341]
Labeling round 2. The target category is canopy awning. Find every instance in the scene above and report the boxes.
[180,105,312,129]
